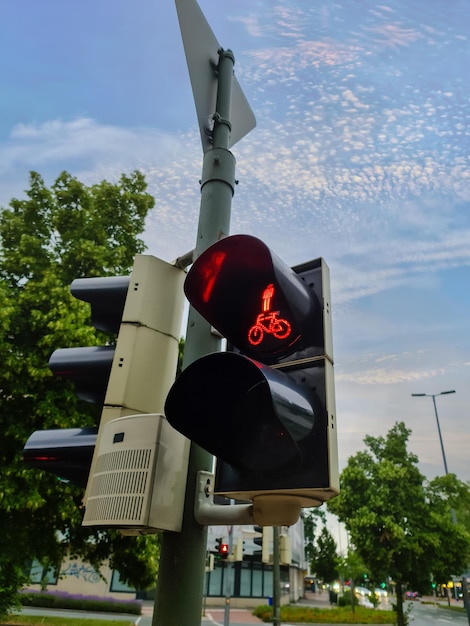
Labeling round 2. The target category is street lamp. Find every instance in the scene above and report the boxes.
[411,390,465,610]
[412,389,459,529]
[411,390,455,476]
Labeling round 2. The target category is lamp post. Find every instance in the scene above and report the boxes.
[411,390,455,476]
[411,389,470,620]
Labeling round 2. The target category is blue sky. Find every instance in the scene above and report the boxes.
[1,0,469,493]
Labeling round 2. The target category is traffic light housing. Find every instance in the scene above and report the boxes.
[24,255,189,532]
[215,537,229,560]
[253,525,273,564]
[24,275,131,486]
[165,235,338,524]
[232,537,244,562]
[48,276,130,405]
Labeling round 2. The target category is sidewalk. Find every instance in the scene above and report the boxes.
[297,590,333,608]
[200,591,334,625]
[202,607,263,624]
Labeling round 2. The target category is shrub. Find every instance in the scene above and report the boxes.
[337,590,358,607]
[253,604,396,623]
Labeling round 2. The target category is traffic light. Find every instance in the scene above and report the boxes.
[24,255,189,532]
[48,275,130,405]
[23,427,96,487]
[165,234,338,524]
[253,525,273,564]
[24,275,130,486]
[215,537,229,560]
[205,553,215,572]
[232,537,244,562]
[280,533,292,565]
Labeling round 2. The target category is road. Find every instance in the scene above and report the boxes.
[406,600,468,625]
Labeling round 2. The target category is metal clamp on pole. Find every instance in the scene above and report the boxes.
[200,147,236,196]
[195,471,254,526]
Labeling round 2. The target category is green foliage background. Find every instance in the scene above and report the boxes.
[0,171,161,614]
[328,421,470,626]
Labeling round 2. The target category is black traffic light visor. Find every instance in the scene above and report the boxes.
[23,427,97,487]
[165,351,317,476]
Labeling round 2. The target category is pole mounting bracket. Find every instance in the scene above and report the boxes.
[195,471,254,526]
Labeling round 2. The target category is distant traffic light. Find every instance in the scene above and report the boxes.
[253,525,272,564]
[220,543,229,560]
[232,537,244,562]
[215,537,229,560]
[165,235,339,524]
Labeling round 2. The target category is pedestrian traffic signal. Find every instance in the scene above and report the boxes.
[24,255,188,532]
[215,537,229,560]
[165,234,339,525]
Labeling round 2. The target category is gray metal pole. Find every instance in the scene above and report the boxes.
[153,49,236,626]
[431,395,450,476]
[224,523,234,626]
[272,527,281,626]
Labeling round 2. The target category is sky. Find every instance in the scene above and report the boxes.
[1,0,469,504]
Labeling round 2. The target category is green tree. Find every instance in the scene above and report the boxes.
[328,422,470,626]
[0,171,159,616]
[337,549,368,612]
[311,525,338,585]
[303,508,326,565]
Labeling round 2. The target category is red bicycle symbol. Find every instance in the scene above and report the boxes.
[248,311,292,346]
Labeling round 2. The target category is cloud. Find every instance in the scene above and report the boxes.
[0,118,182,175]
[2,112,469,301]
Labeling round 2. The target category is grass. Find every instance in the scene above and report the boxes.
[253,604,396,623]
[421,600,467,613]
[2,617,134,626]
[437,604,467,613]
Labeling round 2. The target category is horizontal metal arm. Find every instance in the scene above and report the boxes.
[195,471,254,526]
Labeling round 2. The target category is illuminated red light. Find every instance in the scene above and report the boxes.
[248,283,292,346]
[220,544,229,554]
[200,251,226,303]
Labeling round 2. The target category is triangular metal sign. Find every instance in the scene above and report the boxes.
[175,0,256,153]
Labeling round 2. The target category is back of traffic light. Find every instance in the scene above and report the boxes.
[165,235,339,525]
[24,255,189,533]
[253,525,273,564]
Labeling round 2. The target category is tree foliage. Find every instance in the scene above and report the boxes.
[0,170,160,612]
[303,507,326,565]
[328,422,470,626]
[311,525,338,584]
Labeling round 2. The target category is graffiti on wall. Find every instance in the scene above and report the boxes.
[62,562,101,584]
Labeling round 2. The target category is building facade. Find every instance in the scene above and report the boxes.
[26,517,307,605]
[205,517,306,606]
[26,556,136,600]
